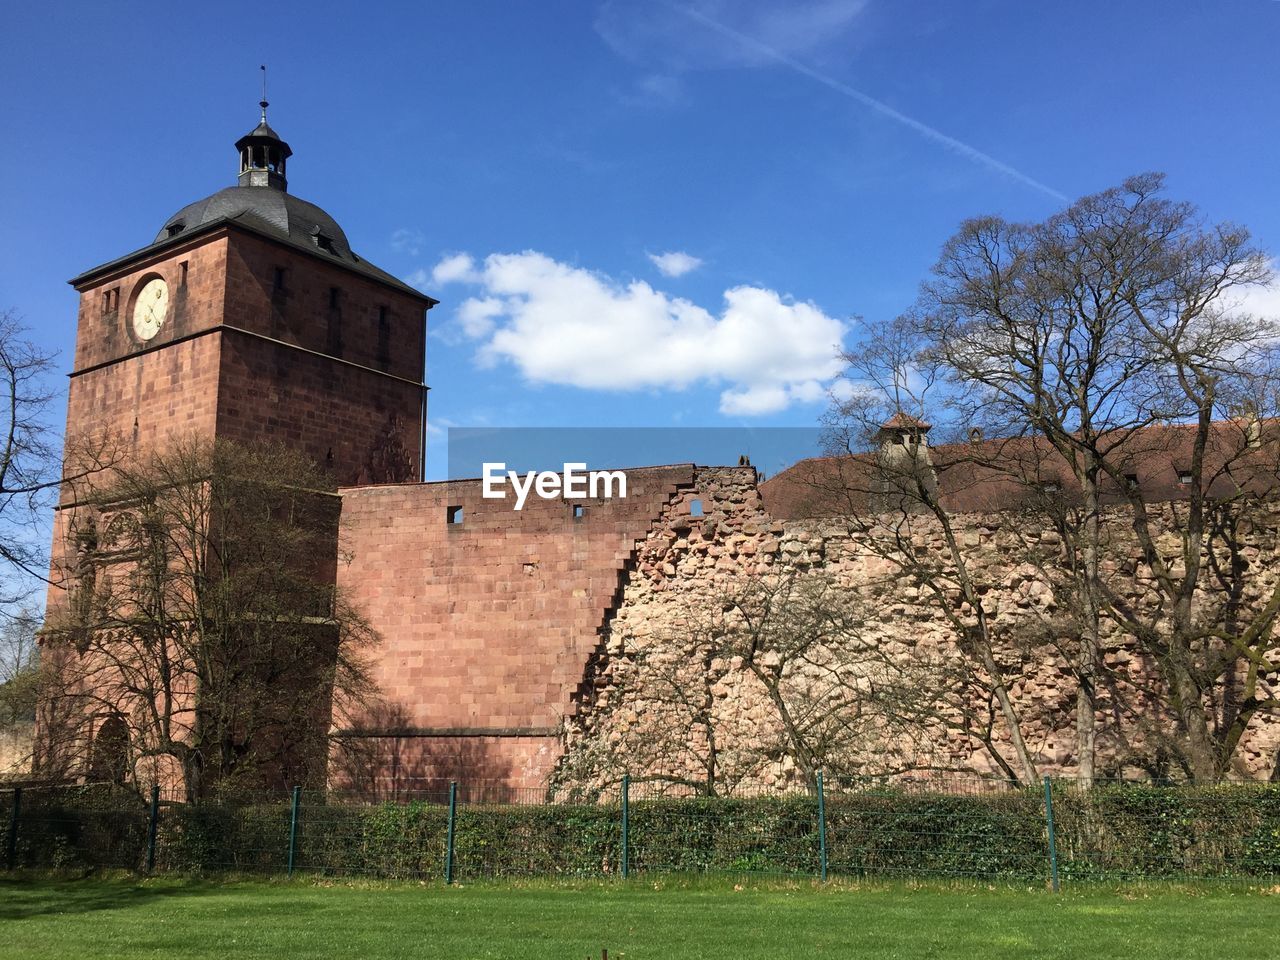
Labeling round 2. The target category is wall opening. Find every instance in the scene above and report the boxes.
[447,505,464,525]
[690,498,704,517]
[88,713,129,784]
[376,305,391,369]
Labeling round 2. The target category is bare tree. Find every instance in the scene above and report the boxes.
[0,311,69,621]
[829,174,1279,782]
[558,568,953,795]
[716,572,875,789]
[818,321,1046,784]
[0,311,123,612]
[40,437,381,801]
[557,596,746,798]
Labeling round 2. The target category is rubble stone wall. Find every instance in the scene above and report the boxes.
[554,468,1280,793]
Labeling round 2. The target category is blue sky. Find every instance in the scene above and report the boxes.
[2,1,1278,479]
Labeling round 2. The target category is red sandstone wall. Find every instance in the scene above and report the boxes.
[216,332,423,486]
[334,466,696,791]
[72,234,230,372]
[68,227,429,489]
[64,335,223,469]
[221,232,427,382]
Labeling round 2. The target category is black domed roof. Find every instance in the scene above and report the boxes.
[156,187,352,260]
[69,110,434,303]
[237,118,287,145]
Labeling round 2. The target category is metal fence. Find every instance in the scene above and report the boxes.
[2,776,1277,887]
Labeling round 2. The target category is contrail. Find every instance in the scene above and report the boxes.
[670,3,1069,203]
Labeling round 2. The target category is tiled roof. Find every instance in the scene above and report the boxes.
[761,420,1280,519]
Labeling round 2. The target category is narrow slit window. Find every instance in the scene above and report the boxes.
[180,261,189,286]
[690,499,704,517]
[329,287,340,309]
[376,306,391,367]
[447,505,464,525]
[273,267,286,291]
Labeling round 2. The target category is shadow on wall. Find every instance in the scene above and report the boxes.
[329,703,516,803]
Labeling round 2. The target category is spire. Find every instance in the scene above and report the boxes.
[260,64,269,124]
[235,66,292,191]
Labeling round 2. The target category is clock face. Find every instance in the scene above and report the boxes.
[132,277,169,342]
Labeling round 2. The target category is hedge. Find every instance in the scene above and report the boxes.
[2,782,1278,883]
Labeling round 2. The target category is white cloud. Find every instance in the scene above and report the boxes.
[456,297,504,339]
[648,250,704,278]
[405,268,432,292]
[431,253,481,286]
[391,228,425,257]
[1225,262,1280,323]
[441,251,847,415]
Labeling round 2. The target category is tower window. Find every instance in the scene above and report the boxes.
[376,306,391,368]
[1124,473,1140,490]
[572,504,585,520]
[180,261,189,286]
[446,505,464,525]
[273,267,286,292]
[166,221,185,238]
[329,287,340,309]
[1177,470,1193,485]
[314,231,336,254]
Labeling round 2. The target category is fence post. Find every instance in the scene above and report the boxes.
[287,785,302,879]
[445,781,458,885]
[5,786,20,871]
[146,784,161,873]
[816,771,828,882]
[620,774,630,880]
[1042,776,1059,893]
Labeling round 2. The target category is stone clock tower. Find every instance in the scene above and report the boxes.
[64,104,435,484]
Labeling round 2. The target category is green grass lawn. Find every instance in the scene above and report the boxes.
[2,875,1277,960]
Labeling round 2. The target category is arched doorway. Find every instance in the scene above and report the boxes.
[88,713,129,783]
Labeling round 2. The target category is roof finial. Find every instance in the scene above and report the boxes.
[259,64,269,123]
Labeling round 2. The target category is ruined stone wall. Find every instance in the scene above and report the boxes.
[329,462,1280,797]
[554,468,1280,794]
